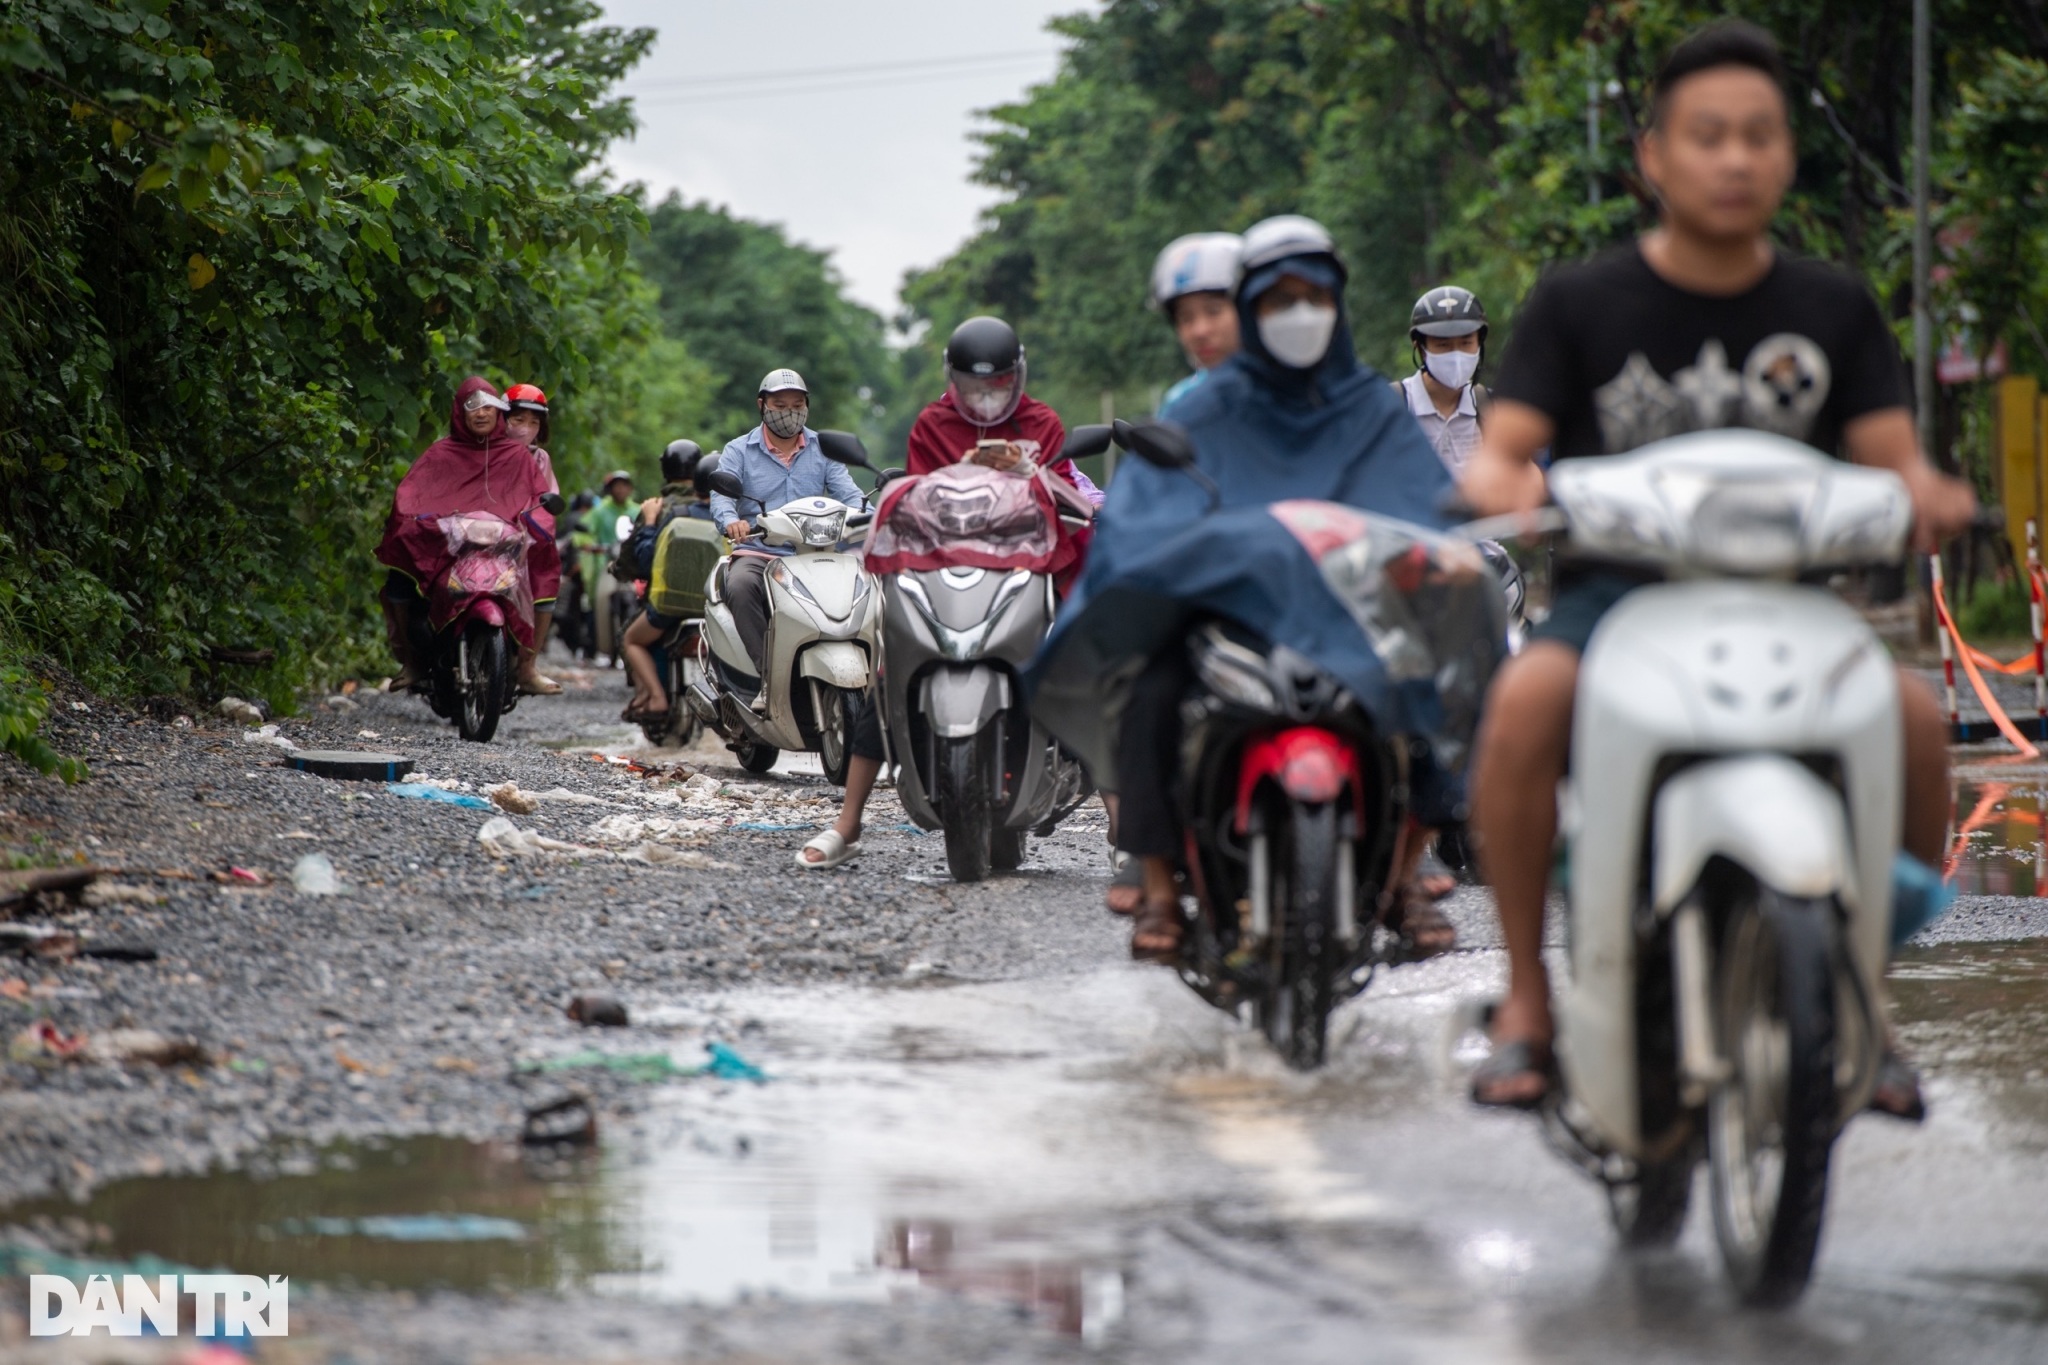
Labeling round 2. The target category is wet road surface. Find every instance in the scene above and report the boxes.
[3,671,2046,1361]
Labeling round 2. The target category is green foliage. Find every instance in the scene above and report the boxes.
[0,0,669,760]
[1959,574,2035,642]
[0,665,85,783]
[1942,51,2048,378]
[632,196,896,449]
[905,0,2048,442]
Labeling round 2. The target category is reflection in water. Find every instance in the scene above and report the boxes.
[1945,778,2048,896]
[1889,941,2048,1140]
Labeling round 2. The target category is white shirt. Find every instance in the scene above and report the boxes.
[1400,371,1482,477]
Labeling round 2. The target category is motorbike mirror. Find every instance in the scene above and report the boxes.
[1112,418,1137,449]
[704,469,747,500]
[875,467,910,488]
[1062,423,1112,460]
[538,492,565,517]
[615,514,634,541]
[1121,420,1197,471]
[817,430,875,470]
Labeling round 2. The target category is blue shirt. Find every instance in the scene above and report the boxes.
[709,427,865,551]
[1158,369,1210,417]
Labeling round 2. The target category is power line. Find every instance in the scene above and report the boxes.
[625,47,1061,95]
[632,58,1058,107]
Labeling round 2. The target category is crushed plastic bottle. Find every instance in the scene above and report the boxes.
[292,852,340,896]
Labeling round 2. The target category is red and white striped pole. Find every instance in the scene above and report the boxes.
[2028,520,2045,737]
[1932,553,1959,729]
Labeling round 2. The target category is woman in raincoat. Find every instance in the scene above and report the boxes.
[376,377,552,689]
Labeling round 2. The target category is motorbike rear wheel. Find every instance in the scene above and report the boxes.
[936,732,993,884]
[1256,799,1338,1070]
[1709,891,1838,1306]
[734,735,779,774]
[455,622,507,743]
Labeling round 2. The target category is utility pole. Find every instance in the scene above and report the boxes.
[1912,0,1934,458]
[1585,42,1601,207]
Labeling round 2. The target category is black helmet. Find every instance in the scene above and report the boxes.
[661,439,701,484]
[1410,285,1487,342]
[944,316,1026,426]
[570,490,596,513]
[691,453,721,498]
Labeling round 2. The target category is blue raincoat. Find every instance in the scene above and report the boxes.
[1026,256,1481,797]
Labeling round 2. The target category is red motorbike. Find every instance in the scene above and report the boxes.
[413,506,548,742]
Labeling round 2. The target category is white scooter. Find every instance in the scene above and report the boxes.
[691,451,877,781]
[1479,431,1915,1306]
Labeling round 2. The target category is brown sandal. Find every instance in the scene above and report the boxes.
[1129,896,1184,963]
[1386,889,1457,961]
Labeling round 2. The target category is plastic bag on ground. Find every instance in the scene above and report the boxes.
[292,853,341,896]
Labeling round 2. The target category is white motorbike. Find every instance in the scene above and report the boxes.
[690,452,877,781]
[1480,432,1915,1306]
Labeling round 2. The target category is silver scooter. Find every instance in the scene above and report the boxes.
[835,427,1110,882]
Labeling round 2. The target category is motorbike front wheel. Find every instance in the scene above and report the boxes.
[607,588,633,670]
[1256,799,1338,1070]
[1708,890,1838,1306]
[935,731,994,883]
[456,621,507,743]
[735,735,779,774]
[812,681,852,787]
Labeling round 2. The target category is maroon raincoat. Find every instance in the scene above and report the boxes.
[376,377,550,646]
[903,391,1093,591]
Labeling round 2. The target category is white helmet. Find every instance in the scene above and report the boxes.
[757,368,807,396]
[1238,214,1342,275]
[1147,232,1243,312]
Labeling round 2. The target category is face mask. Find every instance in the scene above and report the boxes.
[1424,348,1480,389]
[763,405,807,440]
[1257,301,1339,370]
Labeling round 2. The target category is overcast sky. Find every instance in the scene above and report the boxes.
[598,1,1094,318]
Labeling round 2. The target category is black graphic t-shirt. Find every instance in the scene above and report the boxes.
[1493,244,1910,460]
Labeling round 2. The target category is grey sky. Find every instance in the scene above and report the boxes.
[598,1,1095,318]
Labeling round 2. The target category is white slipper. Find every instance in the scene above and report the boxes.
[796,829,861,870]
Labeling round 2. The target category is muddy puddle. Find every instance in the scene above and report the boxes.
[1945,770,2048,896]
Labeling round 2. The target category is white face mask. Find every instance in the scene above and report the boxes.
[1424,348,1480,389]
[1257,301,1339,370]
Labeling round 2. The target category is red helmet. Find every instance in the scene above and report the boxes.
[504,382,549,412]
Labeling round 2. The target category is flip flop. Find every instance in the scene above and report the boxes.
[1867,1047,1929,1123]
[796,828,861,871]
[1469,1036,1555,1111]
[518,673,564,696]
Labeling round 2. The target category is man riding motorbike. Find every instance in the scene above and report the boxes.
[1399,287,1489,478]
[708,368,866,704]
[1040,215,1459,960]
[1458,21,1975,1113]
[1151,232,1244,415]
[582,470,636,664]
[503,382,564,695]
[621,440,709,722]
[798,319,1097,871]
[376,377,552,690]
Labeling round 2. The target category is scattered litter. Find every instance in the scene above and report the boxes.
[86,1029,207,1067]
[358,729,382,739]
[431,1055,478,1073]
[521,1093,597,1146]
[10,1021,87,1061]
[212,866,270,886]
[334,1048,389,1076]
[633,789,684,808]
[681,774,722,799]
[279,1214,528,1243]
[702,1041,769,1083]
[0,925,79,959]
[486,781,540,815]
[566,994,629,1027]
[533,787,612,806]
[287,749,415,781]
[530,1050,682,1082]
[292,852,342,896]
[279,829,320,840]
[79,942,158,963]
[81,881,165,908]
[242,724,297,751]
[0,865,102,911]
[0,979,27,1002]
[215,697,265,725]
[623,844,731,869]
[389,782,493,809]
[586,813,712,844]
[478,817,594,858]
[735,821,814,832]
[409,775,475,792]
[68,701,89,713]
[172,715,193,728]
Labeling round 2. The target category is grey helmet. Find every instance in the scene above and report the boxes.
[1147,232,1243,312]
[1238,214,1346,282]
[1410,285,1488,342]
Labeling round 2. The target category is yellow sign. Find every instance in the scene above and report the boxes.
[1998,375,2040,567]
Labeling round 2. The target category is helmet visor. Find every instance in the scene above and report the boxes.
[949,366,1023,426]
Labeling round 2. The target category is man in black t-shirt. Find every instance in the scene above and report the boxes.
[1458,22,1976,1112]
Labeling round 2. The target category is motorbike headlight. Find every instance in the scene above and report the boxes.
[794,511,846,546]
[1692,482,1807,575]
[1191,629,1277,713]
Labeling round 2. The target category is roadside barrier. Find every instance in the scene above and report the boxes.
[1928,521,2047,755]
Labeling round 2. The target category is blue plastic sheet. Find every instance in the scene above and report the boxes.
[386,783,494,809]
